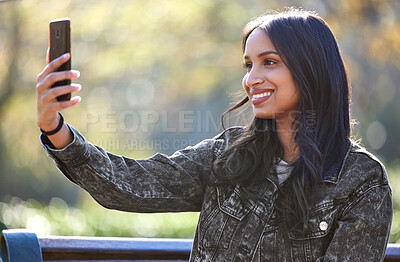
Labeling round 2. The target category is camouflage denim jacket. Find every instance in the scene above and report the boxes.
[41,125,392,262]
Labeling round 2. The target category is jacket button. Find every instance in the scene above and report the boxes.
[319,221,328,231]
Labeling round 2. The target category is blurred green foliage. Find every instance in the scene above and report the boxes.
[0,196,199,238]
[0,0,399,242]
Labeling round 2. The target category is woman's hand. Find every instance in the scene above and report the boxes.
[36,52,81,148]
[36,53,81,131]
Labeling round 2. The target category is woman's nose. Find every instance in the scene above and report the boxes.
[246,68,264,88]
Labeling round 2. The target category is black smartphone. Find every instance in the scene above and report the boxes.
[49,18,71,101]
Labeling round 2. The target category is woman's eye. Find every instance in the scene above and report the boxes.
[243,62,252,70]
[264,59,276,66]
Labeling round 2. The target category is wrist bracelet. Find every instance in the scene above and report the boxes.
[40,112,64,136]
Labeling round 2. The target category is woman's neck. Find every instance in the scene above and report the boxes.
[276,120,299,163]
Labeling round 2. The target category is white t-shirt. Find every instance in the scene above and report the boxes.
[276,159,293,185]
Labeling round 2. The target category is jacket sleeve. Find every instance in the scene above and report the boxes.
[318,183,393,262]
[41,124,222,213]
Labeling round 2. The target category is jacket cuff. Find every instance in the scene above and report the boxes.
[40,123,89,165]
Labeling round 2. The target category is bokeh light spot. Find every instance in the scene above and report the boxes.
[366,121,387,150]
[126,79,155,106]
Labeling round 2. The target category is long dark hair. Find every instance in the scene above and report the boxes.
[212,9,351,230]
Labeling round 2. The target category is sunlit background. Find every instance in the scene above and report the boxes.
[0,0,399,242]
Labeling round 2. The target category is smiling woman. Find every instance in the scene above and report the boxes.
[36,7,392,262]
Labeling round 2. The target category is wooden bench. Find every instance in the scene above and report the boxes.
[1,229,399,261]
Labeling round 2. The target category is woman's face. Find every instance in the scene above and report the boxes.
[242,28,300,124]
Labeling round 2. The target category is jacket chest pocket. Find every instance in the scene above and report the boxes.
[288,202,337,261]
[199,186,252,250]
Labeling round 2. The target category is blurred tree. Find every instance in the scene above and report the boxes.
[0,1,20,110]
[0,1,22,198]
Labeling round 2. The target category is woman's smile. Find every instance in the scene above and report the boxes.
[250,88,275,105]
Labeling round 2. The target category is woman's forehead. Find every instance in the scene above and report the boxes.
[244,28,277,56]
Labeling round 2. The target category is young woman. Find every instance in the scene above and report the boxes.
[36,9,392,261]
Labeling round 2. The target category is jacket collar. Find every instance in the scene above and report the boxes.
[322,139,352,184]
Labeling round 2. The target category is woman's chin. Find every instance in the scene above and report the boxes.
[253,109,274,120]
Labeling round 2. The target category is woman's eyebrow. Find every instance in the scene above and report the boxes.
[244,50,279,60]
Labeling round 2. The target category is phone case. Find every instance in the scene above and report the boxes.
[49,18,71,101]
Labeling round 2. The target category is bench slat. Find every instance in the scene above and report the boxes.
[39,236,192,260]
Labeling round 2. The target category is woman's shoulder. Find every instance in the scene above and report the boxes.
[348,141,384,165]
[338,140,389,186]
[317,141,391,210]
[211,126,244,156]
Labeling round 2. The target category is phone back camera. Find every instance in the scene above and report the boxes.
[56,30,60,38]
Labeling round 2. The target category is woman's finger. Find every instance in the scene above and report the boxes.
[42,84,81,103]
[47,96,81,112]
[36,53,70,83]
[36,69,80,93]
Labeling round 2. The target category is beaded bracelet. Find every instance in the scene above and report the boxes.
[40,112,64,136]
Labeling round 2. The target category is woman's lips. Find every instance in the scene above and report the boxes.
[250,90,274,105]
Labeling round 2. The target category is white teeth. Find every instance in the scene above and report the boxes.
[253,91,272,99]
